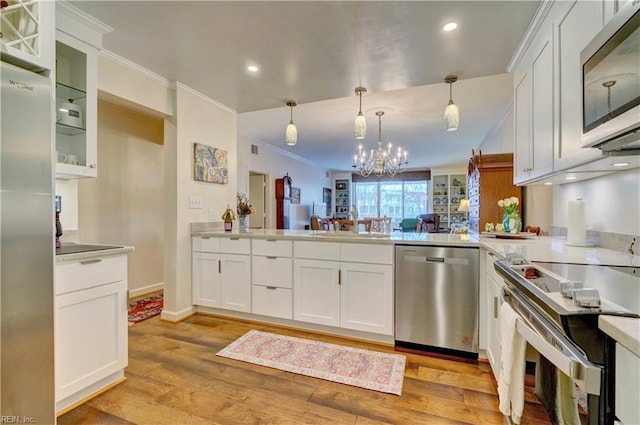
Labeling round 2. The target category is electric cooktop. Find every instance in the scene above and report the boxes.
[56,242,124,255]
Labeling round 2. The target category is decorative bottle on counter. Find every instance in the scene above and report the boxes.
[223,204,233,231]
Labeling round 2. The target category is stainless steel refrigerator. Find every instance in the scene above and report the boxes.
[1,60,55,422]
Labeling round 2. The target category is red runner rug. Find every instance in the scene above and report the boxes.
[128,293,163,324]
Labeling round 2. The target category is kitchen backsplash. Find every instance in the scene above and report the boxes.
[550,226,638,255]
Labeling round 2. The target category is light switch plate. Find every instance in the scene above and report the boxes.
[189,196,202,209]
[209,209,216,220]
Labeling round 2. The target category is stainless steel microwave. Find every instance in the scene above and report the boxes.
[581,1,640,154]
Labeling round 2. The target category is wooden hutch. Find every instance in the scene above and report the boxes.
[467,151,521,234]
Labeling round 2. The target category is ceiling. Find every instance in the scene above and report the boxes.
[70,1,541,172]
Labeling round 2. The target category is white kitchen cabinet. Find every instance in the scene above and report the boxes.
[294,258,341,327]
[192,236,251,313]
[554,0,603,171]
[513,24,555,185]
[252,239,293,319]
[293,241,394,336]
[55,254,128,413]
[54,3,109,179]
[483,248,505,380]
[616,343,640,425]
[0,0,55,72]
[340,262,393,335]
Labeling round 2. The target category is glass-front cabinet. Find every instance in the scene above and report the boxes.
[431,173,467,231]
[55,30,97,178]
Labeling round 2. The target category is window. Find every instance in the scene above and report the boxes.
[353,180,429,228]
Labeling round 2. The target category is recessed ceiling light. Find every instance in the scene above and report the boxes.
[612,162,630,167]
[443,22,458,32]
[565,176,577,180]
[247,65,259,72]
[544,182,553,185]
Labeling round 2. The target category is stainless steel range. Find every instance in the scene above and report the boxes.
[494,255,639,425]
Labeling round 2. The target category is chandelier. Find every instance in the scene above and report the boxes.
[352,111,408,177]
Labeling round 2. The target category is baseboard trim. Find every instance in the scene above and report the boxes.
[160,305,196,323]
[129,282,163,299]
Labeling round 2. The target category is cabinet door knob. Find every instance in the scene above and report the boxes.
[89,164,97,169]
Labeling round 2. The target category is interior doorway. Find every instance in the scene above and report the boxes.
[249,172,267,229]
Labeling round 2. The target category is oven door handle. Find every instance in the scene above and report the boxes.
[503,286,602,395]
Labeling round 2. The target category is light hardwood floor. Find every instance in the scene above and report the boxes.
[58,314,551,425]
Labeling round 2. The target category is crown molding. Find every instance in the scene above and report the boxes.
[99,50,172,88]
[175,82,236,115]
[507,0,554,73]
[56,1,113,36]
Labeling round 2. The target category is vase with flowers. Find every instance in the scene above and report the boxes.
[498,196,521,233]
[236,192,255,229]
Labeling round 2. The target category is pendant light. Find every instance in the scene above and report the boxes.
[354,86,367,139]
[285,100,297,146]
[444,75,459,131]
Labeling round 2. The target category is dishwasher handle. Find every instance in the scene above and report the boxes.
[426,257,445,263]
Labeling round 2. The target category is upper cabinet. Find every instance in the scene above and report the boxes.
[554,0,604,170]
[510,0,618,185]
[0,0,55,72]
[54,3,111,179]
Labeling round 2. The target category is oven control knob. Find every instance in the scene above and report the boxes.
[572,288,601,308]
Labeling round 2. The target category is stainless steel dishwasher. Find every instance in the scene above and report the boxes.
[395,245,479,357]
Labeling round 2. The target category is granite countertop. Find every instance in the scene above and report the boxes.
[191,227,483,247]
[599,316,640,357]
[55,243,134,263]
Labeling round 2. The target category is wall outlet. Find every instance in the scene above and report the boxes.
[209,209,217,220]
[189,196,203,209]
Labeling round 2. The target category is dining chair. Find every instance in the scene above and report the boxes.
[524,225,541,236]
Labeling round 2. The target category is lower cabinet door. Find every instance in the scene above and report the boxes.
[220,254,251,312]
[486,273,503,380]
[340,262,393,335]
[252,285,292,319]
[293,259,340,327]
[192,252,221,307]
[56,280,128,401]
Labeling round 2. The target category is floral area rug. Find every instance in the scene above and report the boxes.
[128,293,163,325]
[216,329,406,395]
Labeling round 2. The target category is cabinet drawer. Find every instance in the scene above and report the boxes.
[220,237,251,255]
[252,286,292,319]
[252,239,292,257]
[295,241,340,261]
[192,236,221,253]
[252,256,292,288]
[341,243,393,264]
[56,255,127,295]
[485,249,504,283]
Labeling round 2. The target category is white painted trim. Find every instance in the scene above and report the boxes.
[160,306,196,323]
[507,0,555,73]
[129,282,164,299]
[56,1,113,36]
[175,82,236,115]
[242,134,329,170]
[99,50,173,88]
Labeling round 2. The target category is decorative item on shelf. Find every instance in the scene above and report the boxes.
[444,75,459,131]
[352,111,408,177]
[285,100,297,146]
[354,86,367,139]
[498,196,521,234]
[467,149,482,176]
[457,199,470,213]
[237,192,255,229]
[221,204,235,231]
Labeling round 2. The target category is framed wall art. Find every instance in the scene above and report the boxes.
[323,187,332,216]
[291,187,301,204]
[193,143,228,184]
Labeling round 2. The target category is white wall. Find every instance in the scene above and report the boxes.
[237,136,331,229]
[553,168,640,235]
[478,104,514,154]
[78,101,165,295]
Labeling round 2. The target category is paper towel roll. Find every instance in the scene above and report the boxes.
[567,198,586,245]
